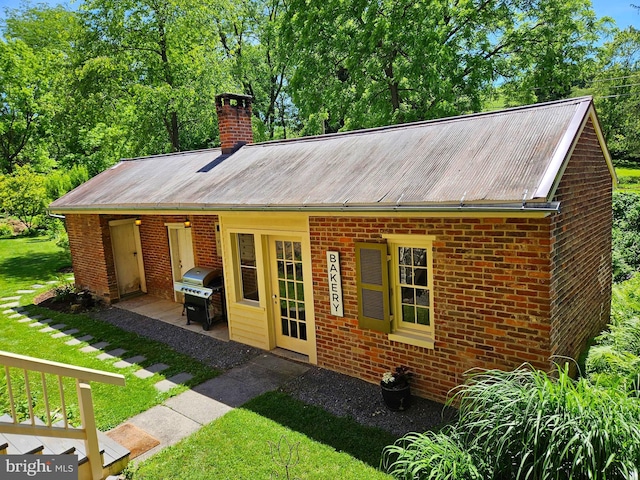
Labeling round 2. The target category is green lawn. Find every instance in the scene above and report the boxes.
[0,236,218,430]
[615,167,640,193]
[130,392,394,479]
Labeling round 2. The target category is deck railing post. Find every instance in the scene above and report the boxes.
[77,380,103,480]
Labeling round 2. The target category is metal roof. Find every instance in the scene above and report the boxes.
[50,96,612,213]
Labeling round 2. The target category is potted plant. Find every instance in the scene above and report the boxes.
[380,366,412,411]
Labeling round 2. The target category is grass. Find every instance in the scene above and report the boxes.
[0,236,219,430]
[615,167,640,193]
[128,392,394,479]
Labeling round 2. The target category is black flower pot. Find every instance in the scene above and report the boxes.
[380,382,411,411]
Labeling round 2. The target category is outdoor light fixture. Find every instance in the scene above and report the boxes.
[184,218,192,228]
[134,218,142,226]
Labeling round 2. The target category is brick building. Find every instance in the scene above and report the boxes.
[50,95,616,403]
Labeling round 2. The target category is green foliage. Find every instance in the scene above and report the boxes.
[612,191,640,282]
[280,0,602,132]
[592,27,640,163]
[382,365,640,479]
[0,165,48,231]
[44,165,89,200]
[0,222,12,238]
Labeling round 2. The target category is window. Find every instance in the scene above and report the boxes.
[356,236,434,348]
[237,233,259,301]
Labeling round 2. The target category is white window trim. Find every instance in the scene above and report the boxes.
[384,234,436,349]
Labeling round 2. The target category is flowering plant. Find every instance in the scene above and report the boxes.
[381,366,411,388]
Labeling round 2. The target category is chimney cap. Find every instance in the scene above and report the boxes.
[215,92,253,106]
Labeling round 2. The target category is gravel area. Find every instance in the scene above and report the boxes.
[90,307,262,370]
[90,305,455,437]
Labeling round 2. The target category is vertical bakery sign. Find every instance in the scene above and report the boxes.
[326,251,344,317]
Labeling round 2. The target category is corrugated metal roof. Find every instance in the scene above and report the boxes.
[50,96,607,213]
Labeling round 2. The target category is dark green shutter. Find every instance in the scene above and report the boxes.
[355,242,390,332]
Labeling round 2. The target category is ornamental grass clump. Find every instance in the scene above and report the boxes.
[382,364,640,480]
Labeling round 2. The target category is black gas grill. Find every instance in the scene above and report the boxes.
[173,267,225,330]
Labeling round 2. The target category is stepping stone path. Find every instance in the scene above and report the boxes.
[3,285,196,396]
[154,373,194,393]
[97,349,127,361]
[114,356,146,368]
[134,363,170,379]
[39,323,66,333]
[65,335,93,346]
[52,328,80,339]
[80,342,109,354]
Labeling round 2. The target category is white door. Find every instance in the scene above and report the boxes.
[110,221,142,297]
[270,237,310,355]
[168,225,195,301]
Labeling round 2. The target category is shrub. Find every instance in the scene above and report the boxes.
[0,222,12,238]
[612,192,640,282]
[382,365,640,479]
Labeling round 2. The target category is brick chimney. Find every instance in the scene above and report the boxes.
[215,93,253,154]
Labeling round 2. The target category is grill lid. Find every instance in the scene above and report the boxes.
[181,267,219,286]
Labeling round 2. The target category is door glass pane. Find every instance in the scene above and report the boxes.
[276,241,284,259]
[285,241,293,260]
[276,241,306,342]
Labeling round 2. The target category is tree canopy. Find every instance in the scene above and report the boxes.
[0,0,638,183]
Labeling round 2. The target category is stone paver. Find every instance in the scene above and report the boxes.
[65,334,93,346]
[39,323,66,333]
[154,373,193,392]
[18,317,35,323]
[96,348,127,361]
[31,284,44,289]
[29,321,46,327]
[16,290,35,294]
[80,341,109,353]
[51,328,79,339]
[134,363,170,379]
[113,355,146,368]
[1,296,21,301]
[8,313,23,319]
[0,302,19,309]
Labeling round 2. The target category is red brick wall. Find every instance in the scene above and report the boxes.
[65,214,117,301]
[309,216,554,403]
[549,119,612,363]
[65,214,220,302]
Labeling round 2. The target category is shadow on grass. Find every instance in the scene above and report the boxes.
[242,391,397,468]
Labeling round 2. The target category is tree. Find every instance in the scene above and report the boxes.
[0,165,48,231]
[500,0,605,105]
[592,27,640,163]
[0,38,55,174]
[280,0,603,133]
[79,0,238,155]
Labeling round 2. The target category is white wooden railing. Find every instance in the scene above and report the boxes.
[0,350,125,480]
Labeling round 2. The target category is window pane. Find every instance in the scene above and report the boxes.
[290,319,298,338]
[299,322,307,340]
[276,240,284,259]
[286,262,294,279]
[399,266,412,285]
[401,286,415,304]
[280,300,287,317]
[295,262,303,281]
[414,268,428,286]
[402,304,415,323]
[298,304,306,321]
[281,316,289,335]
[413,248,427,267]
[293,242,302,261]
[398,247,412,265]
[279,280,286,297]
[238,234,256,266]
[416,288,430,306]
[285,241,293,260]
[416,307,430,325]
[289,300,297,319]
[240,267,259,301]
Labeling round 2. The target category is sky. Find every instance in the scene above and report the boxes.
[0,0,639,30]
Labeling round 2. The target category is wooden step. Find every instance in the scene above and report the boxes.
[0,416,130,477]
